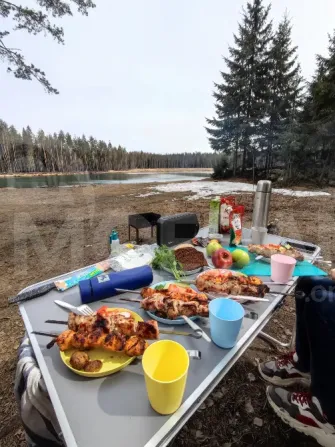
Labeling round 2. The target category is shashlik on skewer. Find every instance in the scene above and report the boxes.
[248,244,304,261]
[52,311,161,339]
[141,275,269,302]
[44,310,204,338]
[46,328,148,356]
[141,284,208,303]
[195,270,270,296]
[140,296,209,319]
[99,295,209,319]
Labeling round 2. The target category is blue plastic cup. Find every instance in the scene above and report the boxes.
[209,298,244,349]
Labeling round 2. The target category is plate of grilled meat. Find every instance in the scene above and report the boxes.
[142,282,209,325]
[248,244,304,262]
[195,269,270,303]
[45,307,161,377]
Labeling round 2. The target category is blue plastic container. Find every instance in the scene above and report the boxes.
[79,265,153,303]
[209,298,244,349]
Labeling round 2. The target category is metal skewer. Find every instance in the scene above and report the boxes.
[114,288,142,295]
[33,331,60,338]
[115,287,272,302]
[34,328,202,339]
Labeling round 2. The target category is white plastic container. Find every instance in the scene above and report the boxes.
[110,230,120,257]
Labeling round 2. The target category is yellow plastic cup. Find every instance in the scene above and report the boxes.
[142,340,189,415]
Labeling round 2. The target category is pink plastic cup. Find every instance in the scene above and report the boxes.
[271,254,297,283]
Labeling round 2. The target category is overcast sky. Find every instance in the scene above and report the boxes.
[1,0,335,153]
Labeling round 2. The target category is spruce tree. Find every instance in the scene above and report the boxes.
[303,31,335,182]
[206,0,272,174]
[264,15,303,174]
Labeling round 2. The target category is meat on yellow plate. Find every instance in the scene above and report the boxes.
[124,336,148,357]
[57,330,75,351]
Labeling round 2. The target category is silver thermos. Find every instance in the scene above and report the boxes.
[252,180,272,228]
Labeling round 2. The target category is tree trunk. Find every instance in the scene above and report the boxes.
[233,138,238,176]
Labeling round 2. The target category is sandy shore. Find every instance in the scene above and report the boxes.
[0,168,213,178]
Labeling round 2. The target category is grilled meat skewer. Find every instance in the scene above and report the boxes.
[46,312,189,339]
[55,312,160,339]
[141,285,208,303]
[44,329,148,357]
[196,272,269,297]
[140,296,209,319]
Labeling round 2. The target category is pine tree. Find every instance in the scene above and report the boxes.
[206,0,272,174]
[264,15,303,174]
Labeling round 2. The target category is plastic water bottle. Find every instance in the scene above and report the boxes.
[110,230,120,257]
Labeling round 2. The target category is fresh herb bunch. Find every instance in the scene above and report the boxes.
[151,245,184,281]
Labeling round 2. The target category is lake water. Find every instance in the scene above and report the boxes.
[0,172,211,188]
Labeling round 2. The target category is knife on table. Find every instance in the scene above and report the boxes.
[8,282,57,304]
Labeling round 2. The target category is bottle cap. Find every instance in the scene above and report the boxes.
[256,180,272,193]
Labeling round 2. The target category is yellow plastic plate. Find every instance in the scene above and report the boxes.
[60,308,143,378]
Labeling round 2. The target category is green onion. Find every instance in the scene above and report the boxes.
[151,245,185,281]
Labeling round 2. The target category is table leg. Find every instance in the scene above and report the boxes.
[258,331,291,348]
[289,319,296,351]
[128,225,131,241]
[136,228,139,244]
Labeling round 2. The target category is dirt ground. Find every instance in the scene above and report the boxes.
[0,181,334,447]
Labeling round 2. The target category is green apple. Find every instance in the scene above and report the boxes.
[232,249,250,268]
[206,240,222,257]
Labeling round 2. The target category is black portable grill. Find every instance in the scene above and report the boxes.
[128,213,161,244]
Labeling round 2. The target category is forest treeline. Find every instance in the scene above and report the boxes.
[206,0,335,185]
[0,121,220,173]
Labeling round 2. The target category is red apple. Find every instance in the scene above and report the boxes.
[212,248,233,269]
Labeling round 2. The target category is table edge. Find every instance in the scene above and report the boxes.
[19,305,78,447]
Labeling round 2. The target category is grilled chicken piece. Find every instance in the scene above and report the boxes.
[67,312,136,334]
[57,330,75,351]
[87,328,106,348]
[141,287,169,299]
[110,318,137,337]
[136,320,159,340]
[104,333,127,352]
[71,331,91,350]
[124,336,148,357]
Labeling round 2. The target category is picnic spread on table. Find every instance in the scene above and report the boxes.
[11,180,331,447]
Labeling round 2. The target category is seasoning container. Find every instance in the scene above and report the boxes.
[220,196,235,234]
[208,198,220,236]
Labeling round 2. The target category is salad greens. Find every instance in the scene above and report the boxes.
[151,245,184,281]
